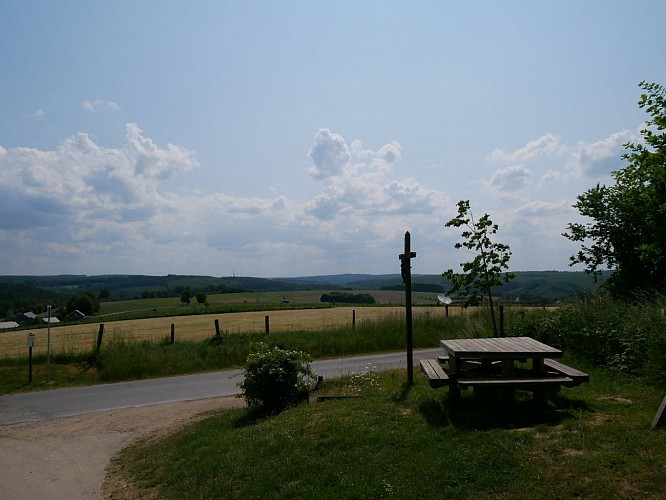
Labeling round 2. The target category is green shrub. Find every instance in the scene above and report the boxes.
[238,344,315,414]
[506,296,666,383]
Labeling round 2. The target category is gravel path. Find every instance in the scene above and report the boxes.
[0,396,244,499]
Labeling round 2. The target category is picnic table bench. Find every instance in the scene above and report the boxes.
[419,358,449,388]
[420,337,589,403]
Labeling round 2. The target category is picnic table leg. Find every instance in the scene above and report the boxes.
[532,358,545,374]
[448,356,461,402]
[501,359,515,402]
[533,389,547,407]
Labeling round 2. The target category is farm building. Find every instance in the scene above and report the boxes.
[65,309,86,321]
[0,321,20,330]
[14,312,37,324]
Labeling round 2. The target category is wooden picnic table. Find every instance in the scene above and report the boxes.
[441,336,562,376]
[423,336,588,404]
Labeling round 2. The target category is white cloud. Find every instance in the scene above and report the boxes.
[484,165,532,194]
[513,199,570,217]
[83,99,120,112]
[567,130,636,178]
[0,124,197,238]
[126,123,197,180]
[1,121,640,276]
[487,133,562,163]
[0,125,456,276]
[308,129,351,179]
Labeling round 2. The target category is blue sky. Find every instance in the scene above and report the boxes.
[1,1,665,277]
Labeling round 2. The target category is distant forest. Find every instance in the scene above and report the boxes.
[0,271,607,319]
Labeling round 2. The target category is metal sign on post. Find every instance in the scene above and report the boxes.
[27,332,35,347]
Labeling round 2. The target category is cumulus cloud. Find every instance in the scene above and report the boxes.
[304,129,447,222]
[126,123,197,179]
[484,165,532,194]
[0,125,457,276]
[83,99,120,112]
[487,133,561,163]
[308,129,351,179]
[567,130,636,178]
[0,124,197,236]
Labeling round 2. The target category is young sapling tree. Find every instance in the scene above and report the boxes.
[443,200,515,337]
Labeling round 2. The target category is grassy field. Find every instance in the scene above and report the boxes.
[97,290,439,315]
[0,306,460,359]
[109,361,666,499]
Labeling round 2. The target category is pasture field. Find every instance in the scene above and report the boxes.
[97,290,438,315]
[0,306,457,358]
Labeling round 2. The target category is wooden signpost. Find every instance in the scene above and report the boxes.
[399,231,416,385]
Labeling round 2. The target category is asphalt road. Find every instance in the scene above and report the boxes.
[0,348,442,425]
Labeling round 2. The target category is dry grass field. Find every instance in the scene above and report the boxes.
[0,306,456,358]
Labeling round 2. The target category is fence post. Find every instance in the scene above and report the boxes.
[215,319,220,336]
[499,305,505,338]
[171,323,175,344]
[96,323,105,357]
[265,315,270,334]
[352,309,356,330]
[445,304,449,317]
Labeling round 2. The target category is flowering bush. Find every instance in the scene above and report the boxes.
[238,344,315,414]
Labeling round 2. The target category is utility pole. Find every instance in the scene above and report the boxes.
[399,231,416,385]
[47,305,52,383]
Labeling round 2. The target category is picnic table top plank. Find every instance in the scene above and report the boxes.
[440,336,562,359]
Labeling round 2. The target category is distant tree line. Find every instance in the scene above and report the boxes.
[123,283,247,301]
[380,283,447,293]
[0,282,65,320]
[320,292,376,304]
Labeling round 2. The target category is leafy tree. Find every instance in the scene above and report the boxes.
[564,81,666,298]
[195,292,207,304]
[180,288,192,306]
[66,292,100,316]
[443,200,515,337]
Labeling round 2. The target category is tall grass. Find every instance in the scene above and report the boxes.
[506,295,666,385]
[96,310,485,382]
[0,308,493,392]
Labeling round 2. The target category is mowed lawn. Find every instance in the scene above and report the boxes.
[0,306,453,358]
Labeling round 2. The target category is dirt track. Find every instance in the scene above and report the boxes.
[0,396,244,499]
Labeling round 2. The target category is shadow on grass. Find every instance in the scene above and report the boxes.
[391,382,412,403]
[232,391,313,428]
[420,390,594,430]
[232,407,268,428]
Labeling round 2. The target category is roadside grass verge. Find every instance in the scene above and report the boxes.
[0,351,99,393]
[0,310,483,392]
[110,363,666,499]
